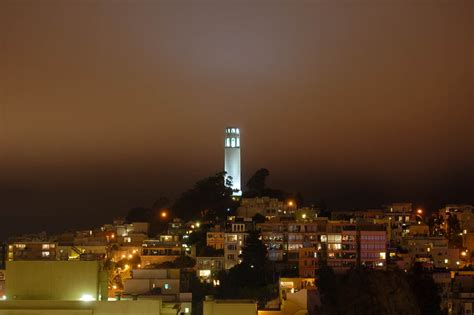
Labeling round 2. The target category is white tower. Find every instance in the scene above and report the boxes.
[224,127,241,196]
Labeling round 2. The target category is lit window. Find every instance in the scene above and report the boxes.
[124,237,131,243]
[231,138,235,147]
[236,138,240,147]
[185,307,190,313]
[226,138,230,147]
[236,128,239,134]
[379,252,386,260]
[42,251,50,257]
[199,270,211,277]
[15,244,26,249]
[164,283,170,289]
[231,128,235,133]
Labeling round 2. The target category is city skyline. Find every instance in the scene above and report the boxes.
[0,1,473,238]
[1,1,474,314]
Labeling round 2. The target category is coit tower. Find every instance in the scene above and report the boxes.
[224,127,241,196]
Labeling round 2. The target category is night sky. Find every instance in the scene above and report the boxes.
[0,1,473,240]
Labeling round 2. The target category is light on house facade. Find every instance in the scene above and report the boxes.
[224,127,241,196]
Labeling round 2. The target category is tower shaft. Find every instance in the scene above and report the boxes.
[224,127,241,196]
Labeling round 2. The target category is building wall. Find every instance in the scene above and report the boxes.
[5,261,106,301]
[132,269,179,280]
[359,230,386,268]
[204,300,256,315]
[224,233,247,269]
[124,278,179,295]
[140,256,179,267]
[206,233,225,250]
[8,242,58,261]
[0,300,162,315]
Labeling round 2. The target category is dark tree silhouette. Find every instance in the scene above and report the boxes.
[217,229,277,308]
[125,207,151,223]
[246,168,270,196]
[252,213,266,224]
[172,172,238,221]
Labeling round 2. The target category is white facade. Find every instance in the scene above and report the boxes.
[224,231,247,270]
[224,127,241,196]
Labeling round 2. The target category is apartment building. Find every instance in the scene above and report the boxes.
[439,204,474,233]
[206,232,225,251]
[141,238,183,267]
[196,256,225,284]
[7,241,58,261]
[359,228,386,268]
[298,247,317,277]
[224,222,250,269]
[259,219,387,274]
[236,197,297,218]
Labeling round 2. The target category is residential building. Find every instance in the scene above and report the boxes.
[383,203,413,224]
[259,218,387,274]
[124,269,177,296]
[207,232,225,251]
[196,256,225,284]
[224,232,247,270]
[298,247,317,278]
[326,221,358,272]
[359,226,386,268]
[236,197,298,218]
[279,278,316,315]
[123,268,191,314]
[141,239,183,267]
[447,271,474,315]
[439,204,474,233]
[7,241,58,261]
[224,220,252,269]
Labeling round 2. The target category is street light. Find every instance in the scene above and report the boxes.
[161,211,168,218]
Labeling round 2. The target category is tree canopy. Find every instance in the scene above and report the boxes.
[246,168,270,195]
[217,230,277,307]
[243,168,288,200]
[172,172,238,221]
[316,267,440,315]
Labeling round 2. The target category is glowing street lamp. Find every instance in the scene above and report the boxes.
[417,209,423,215]
[161,211,168,218]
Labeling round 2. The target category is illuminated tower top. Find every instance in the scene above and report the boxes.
[224,127,241,196]
[225,127,240,148]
